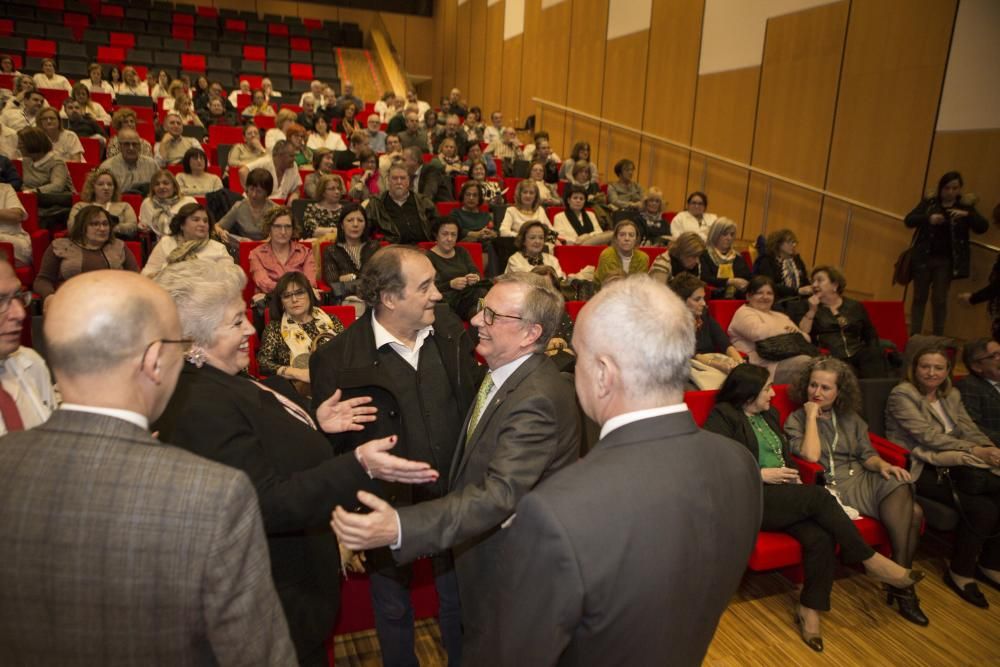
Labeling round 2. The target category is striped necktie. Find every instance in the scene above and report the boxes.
[466,372,494,442]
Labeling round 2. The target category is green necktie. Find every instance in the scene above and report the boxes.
[466,372,494,442]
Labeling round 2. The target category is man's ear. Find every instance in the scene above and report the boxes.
[140,340,162,384]
[594,354,617,399]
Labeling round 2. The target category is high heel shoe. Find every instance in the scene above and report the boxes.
[793,609,823,652]
[886,585,930,626]
[869,567,925,589]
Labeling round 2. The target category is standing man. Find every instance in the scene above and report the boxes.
[333,272,581,659]
[0,270,295,663]
[956,338,1000,445]
[311,246,479,667]
[485,274,762,666]
[0,259,55,435]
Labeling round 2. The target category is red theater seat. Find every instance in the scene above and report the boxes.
[96,46,127,66]
[27,39,57,59]
[180,54,206,73]
[243,45,266,62]
[707,299,744,334]
[290,63,313,82]
[553,245,604,275]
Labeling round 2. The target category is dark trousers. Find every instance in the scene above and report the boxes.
[845,345,888,379]
[910,255,953,336]
[916,467,1000,576]
[370,560,463,666]
[761,484,876,611]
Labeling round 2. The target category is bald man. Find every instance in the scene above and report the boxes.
[485,274,762,666]
[0,271,295,664]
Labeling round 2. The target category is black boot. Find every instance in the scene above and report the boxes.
[886,585,929,626]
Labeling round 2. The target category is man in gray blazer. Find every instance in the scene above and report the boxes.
[487,274,763,666]
[0,271,294,664]
[333,272,580,659]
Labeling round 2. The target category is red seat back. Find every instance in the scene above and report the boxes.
[109,32,135,49]
[172,24,195,41]
[79,137,102,164]
[90,91,113,113]
[208,125,246,147]
[565,300,585,322]
[225,19,246,32]
[321,305,356,327]
[862,300,908,352]
[39,89,69,109]
[180,54,206,73]
[228,166,244,194]
[707,300,744,334]
[290,38,311,53]
[684,389,718,426]
[173,13,195,26]
[553,245,605,275]
[67,162,92,192]
[125,240,143,270]
[96,46,127,66]
[290,62,313,81]
[27,39,57,59]
[771,384,798,427]
[268,23,289,37]
[0,20,11,38]
[243,45,266,62]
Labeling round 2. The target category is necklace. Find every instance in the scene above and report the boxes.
[747,413,784,466]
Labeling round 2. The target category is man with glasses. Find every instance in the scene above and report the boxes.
[240,139,301,203]
[0,269,295,663]
[332,271,580,661]
[0,259,55,435]
[957,338,1000,446]
[98,128,159,194]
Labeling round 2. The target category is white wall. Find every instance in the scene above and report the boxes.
[504,0,525,39]
[937,0,1000,131]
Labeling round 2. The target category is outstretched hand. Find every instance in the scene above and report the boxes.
[317,389,378,433]
[331,490,400,551]
[357,435,440,485]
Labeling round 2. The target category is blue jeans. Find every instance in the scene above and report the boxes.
[369,561,463,666]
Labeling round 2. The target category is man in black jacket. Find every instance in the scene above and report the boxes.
[957,338,1000,446]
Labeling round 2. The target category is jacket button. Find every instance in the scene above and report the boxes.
[373,360,379,367]
[389,410,398,417]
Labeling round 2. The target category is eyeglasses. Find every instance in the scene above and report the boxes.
[141,338,194,366]
[476,299,522,326]
[0,289,32,315]
[281,289,308,301]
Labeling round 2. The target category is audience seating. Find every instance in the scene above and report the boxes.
[553,245,604,275]
[238,240,265,303]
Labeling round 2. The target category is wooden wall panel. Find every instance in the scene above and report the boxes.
[825,0,957,214]
[517,0,543,129]
[404,16,435,79]
[744,176,824,256]
[380,12,407,55]
[482,2,505,117]
[468,0,488,107]
[455,2,472,104]
[500,35,524,125]
[565,0,609,115]
[525,0,571,153]
[638,142,690,215]
[598,30,648,179]
[815,206,907,301]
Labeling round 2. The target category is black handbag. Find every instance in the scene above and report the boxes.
[755,332,819,361]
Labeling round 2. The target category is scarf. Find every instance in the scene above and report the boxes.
[564,208,596,236]
[708,245,737,296]
[779,257,801,290]
[150,195,180,237]
[166,239,209,264]
[281,307,339,367]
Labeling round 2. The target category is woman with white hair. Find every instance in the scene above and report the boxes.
[700,217,751,299]
[151,258,437,667]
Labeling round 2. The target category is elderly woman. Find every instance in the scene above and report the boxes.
[701,217,751,299]
[728,275,815,383]
[558,141,598,182]
[794,266,886,378]
[608,159,643,212]
[427,217,489,321]
[0,182,30,266]
[303,149,335,200]
[215,168,277,249]
[81,63,115,98]
[505,220,565,280]
[303,173,345,239]
[434,137,466,176]
[139,169,196,238]
[528,160,560,207]
[248,206,315,301]
[307,114,347,153]
[152,259,436,666]
[67,82,110,125]
[107,108,154,158]
[905,170,989,336]
[321,203,379,297]
[649,231,705,284]
[453,181,495,243]
[787,357,926,625]
[18,126,73,225]
[669,273,743,385]
[264,109,298,151]
[172,95,202,128]
[176,148,223,196]
[285,123,313,168]
[886,345,1000,610]
[241,89,276,120]
[227,124,268,168]
[705,364,923,651]
[36,107,84,163]
[3,74,38,113]
[199,95,238,128]
[34,204,139,307]
[142,203,231,277]
[118,66,148,97]
[469,160,504,206]
[258,271,344,382]
[348,150,382,202]
[595,220,648,286]
[464,141,496,177]
[756,228,813,306]
[670,191,717,240]
[338,102,361,136]
[553,184,610,246]
[638,186,670,245]
[499,179,547,238]
[68,169,138,238]
[149,71,171,101]
[33,58,72,93]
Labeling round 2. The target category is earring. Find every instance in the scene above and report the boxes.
[185,346,207,368]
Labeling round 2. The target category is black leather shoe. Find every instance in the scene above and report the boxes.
[975,567,1000,594]
[944,571,989,608]
[885,585,930,626]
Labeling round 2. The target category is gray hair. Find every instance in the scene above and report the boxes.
[152,261,246,347]
[358,245,426,309]
[579,274,694,399]
[706,217,737,249]
[493,272,564,353]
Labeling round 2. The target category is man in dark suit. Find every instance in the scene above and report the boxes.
[0,270,295,664]
[957,337,1000,445]
[404,145,453,203]
[485,274,763,666]
[311,245,479,667]
[333,272,581,660]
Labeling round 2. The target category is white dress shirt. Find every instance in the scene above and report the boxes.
[60,404,149,431]
[600,403,689,440]
[371,313,434,370]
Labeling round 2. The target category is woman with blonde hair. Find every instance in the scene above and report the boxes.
[33,58,71,93]
[303,174,346,239]
[638,186,670,245]
[499,179,547,238]
[81,63,115,97]
[118,66,149,97]
[650,231,705,284]
[265,108,299,151]
[701,217,751,299]
[241,89,276,120]
[139,169,196,238]
[173,94,203,127]
[67,169,138,238]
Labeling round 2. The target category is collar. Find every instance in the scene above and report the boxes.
[60,404,149,431]
[600,404,689,439]
[487,353,532,392]
[371,311,433,351]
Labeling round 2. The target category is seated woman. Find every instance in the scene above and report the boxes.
[321,203,379,298]
[142,203,231,277]
[347,150,382,202]
[33,59,72,93]
[258,271,344,382]
[306,114,347,153]
[0,182,30,267]
[241,89,275,120]
[607,159,643,213]
[553,185,611,246]
[787,357,926,625]
[264,109,298,151]
[464,142,496,177]
[701,217,751,299]
[173,94,202,127]
[107,66,123,94]
[638,186,670,245]
[0,55,19,76]
[176,148,223,197]
[139,169,197,238]
[285,123,313,168]
[649,231,706,284]
[595,220,648,285]
[499,179,547,238]
[338,102,362,136]
[505,220,565,280]
[198,95,238,128]
[705,364,923,652]
[756,228,813,307]
[453,180,495,243]
[67,83,110,125]
[118,66,149,97]
[670,191,717,240]
[3,74,37,113]
[160,80,185,112]
[248,206,315,302]
[427,217,489,321]
[36,107,84,162]
[886,345,1000,610]
[528,160,560,207]
[149,70,172,102]
[469,160,504,207]
[17,127,72,226]
[794,266,887,378]
[727,275,814,384]
[107,108,154,159]
[669,273,743,384]
[152,259,433,665]
[81,63,115,98]
[434,137,467,177]
[303,149,336,200]
[558,141,598,182]
[226,124,268,168]
[68,169,138,239]
[303,174,346,239]
[215,168,278,248]
[34,205,139,309]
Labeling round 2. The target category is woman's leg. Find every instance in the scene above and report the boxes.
[910,266,932,336]
[877,484,918,567]
[928,257,953,337]
[784,520,836,612]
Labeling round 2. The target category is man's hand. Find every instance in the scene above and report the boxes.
[316,389,378,433]
[357,435,439,484]
[331,490,400,551]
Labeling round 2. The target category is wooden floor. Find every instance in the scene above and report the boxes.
[333,537,1000,666]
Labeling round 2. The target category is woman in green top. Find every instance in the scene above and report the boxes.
[452,180,495,242]
[704,364,923,653]
[426,217,489,321]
